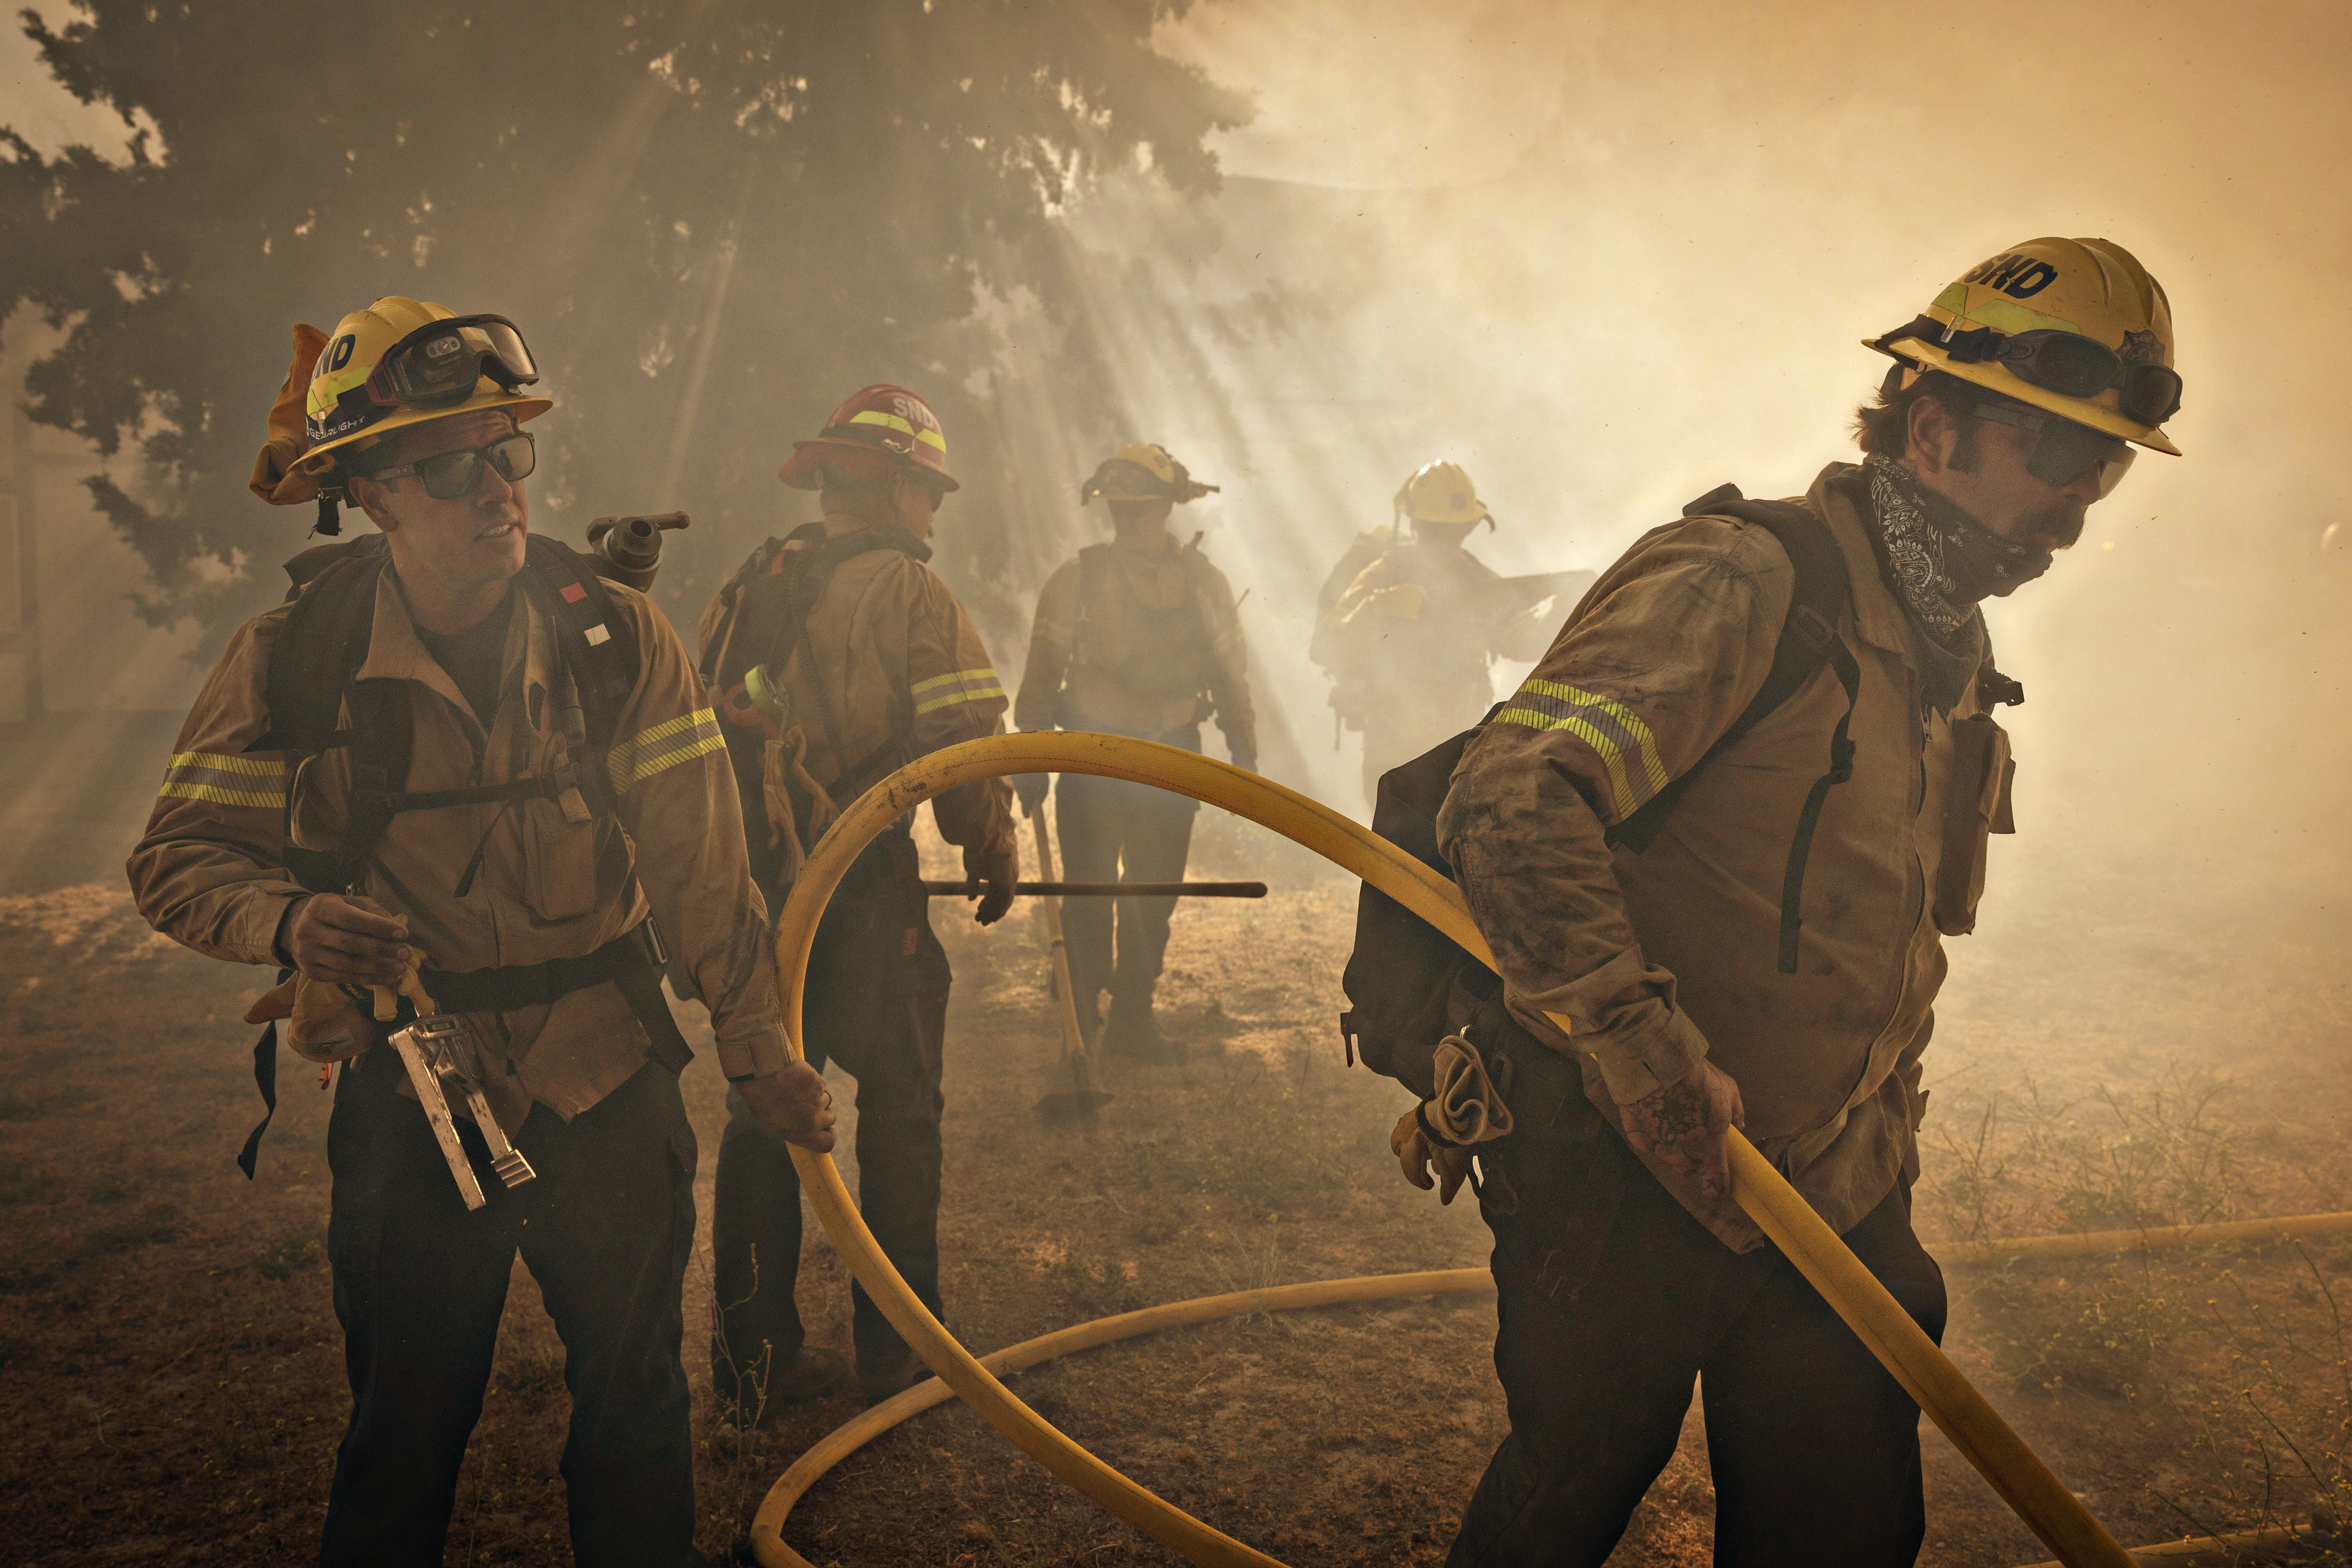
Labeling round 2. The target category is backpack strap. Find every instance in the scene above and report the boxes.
[516,534,639,814]
[1604,484,1860,975]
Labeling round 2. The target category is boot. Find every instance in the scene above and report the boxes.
[1101,991,1185,1064]
[718,1344,846,1428]
[857,1345,935,1408]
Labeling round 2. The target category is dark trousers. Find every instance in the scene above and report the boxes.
[320,1051,700,1568]
[1055,729,1200,1011]
[1450,1100,1947,1568]
[711,831,950,1390]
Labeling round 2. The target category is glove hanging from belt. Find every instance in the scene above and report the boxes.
[1390,1030,1515,1206]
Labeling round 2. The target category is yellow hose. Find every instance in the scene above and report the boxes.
[1939,1209,2352,1266]
[761,731,2134,1568]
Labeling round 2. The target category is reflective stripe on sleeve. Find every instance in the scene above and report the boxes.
[158,751,288,810]
[606,707,725,794]
[910,666,1007,716]
[1493,679,1670,820]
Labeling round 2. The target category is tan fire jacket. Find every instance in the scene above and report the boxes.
[128,564,789,1122]
[1437,462,2015,1249]
[696,525,1019,876]
[1312,539,1555,714]
[1014,534,1257,760]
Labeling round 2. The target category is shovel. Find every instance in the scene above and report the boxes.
[1025,799,1115,1124]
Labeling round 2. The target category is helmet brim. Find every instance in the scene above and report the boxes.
[779,436,960,493]
[1869,334,2182,457]
[294,388,554,477]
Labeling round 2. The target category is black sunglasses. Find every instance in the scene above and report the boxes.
[369,432,536,500]
[1880,313,2182,426]
[1973,401,2135,498]
[365,314,539,411]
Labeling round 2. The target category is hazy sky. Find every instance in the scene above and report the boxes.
[1115,0,2352,864]
[4,2,2346,874]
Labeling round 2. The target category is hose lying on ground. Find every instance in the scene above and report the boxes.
[763,731,2135,1568]
[750,1270,1494,1567]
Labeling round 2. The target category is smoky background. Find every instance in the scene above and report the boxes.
[1,0,2345,894]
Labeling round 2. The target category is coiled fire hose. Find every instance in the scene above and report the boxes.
[760,732,2134,1568]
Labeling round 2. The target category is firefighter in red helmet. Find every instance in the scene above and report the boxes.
[698,384,1019,1411]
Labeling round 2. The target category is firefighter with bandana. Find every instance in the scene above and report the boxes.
[1012,443,1257,1063]
[127,297,833,1567]
[698,384,1020,1410]
[1414,238,2182,1565]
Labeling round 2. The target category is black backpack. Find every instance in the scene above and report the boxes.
[249,531,641,896]
[1338,486,1860,1116]
[697,521,932,886]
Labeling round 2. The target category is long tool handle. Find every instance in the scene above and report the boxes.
[922,879,1265,899]
[1027,806,1091,1068]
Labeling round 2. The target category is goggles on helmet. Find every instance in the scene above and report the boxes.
[1884,313,2181,427]
[1973,401,2135,499]
[364,314,539,412]
[366,432,536,500]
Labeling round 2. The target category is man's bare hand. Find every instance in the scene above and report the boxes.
[1390,1107,1475,1206]
[1618,1059,1745,1202]
[738,1061,837,1152]
[280,894,410,988]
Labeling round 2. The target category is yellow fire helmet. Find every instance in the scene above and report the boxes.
[1079,442,1219,506]
[1866,238,2181,455]
[1394,460,1490,527]
[250,296,554,515]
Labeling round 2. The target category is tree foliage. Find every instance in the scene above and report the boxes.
[0,0,1248,645]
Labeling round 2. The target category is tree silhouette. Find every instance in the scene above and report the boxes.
[0,0,1247,647]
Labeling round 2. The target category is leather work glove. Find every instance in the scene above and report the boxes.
[244,975,377,1064]
[1391,1107,1474,1205]
[970,851,1018,927]
[1013,769,1050,817]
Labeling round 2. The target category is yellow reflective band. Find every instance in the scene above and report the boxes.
[168,751,287,777]
[306,360,374,420]
[159,781,287,809]
[909,666,998,695]
[607,708,725,794]
[1519,679,1668,794]
[158,751,288,810]
[915,683,1007,716]
[911,668,1006,716]
[846,408,949,453]
[1494,707,1639,818]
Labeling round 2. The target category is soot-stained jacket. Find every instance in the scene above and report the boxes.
[128,559,787,1124]
[1437,461,2016,1249]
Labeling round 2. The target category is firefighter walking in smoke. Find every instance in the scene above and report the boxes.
[126,298,834,1567]
[699,384,1020,1410]
[1314,462,1584,807]
[1013,443,1257,1063]
[1378,239,2182,1564]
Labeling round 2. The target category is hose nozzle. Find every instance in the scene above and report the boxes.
[585,512,691,591]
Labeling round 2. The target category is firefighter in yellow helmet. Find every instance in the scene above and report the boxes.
[1407,239,2178,1565]
[129,297,833,1565]
[1312,461,1591,807]
[697,383,1020,1409]
[1012,443,1257,1063]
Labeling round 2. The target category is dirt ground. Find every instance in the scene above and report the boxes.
[3,731,2350,1566]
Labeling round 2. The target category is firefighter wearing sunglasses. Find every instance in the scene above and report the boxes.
[129,295,834,1567]
[1400,238,2180,1567]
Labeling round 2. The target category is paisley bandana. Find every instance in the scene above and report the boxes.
[1862,454,2048,646]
